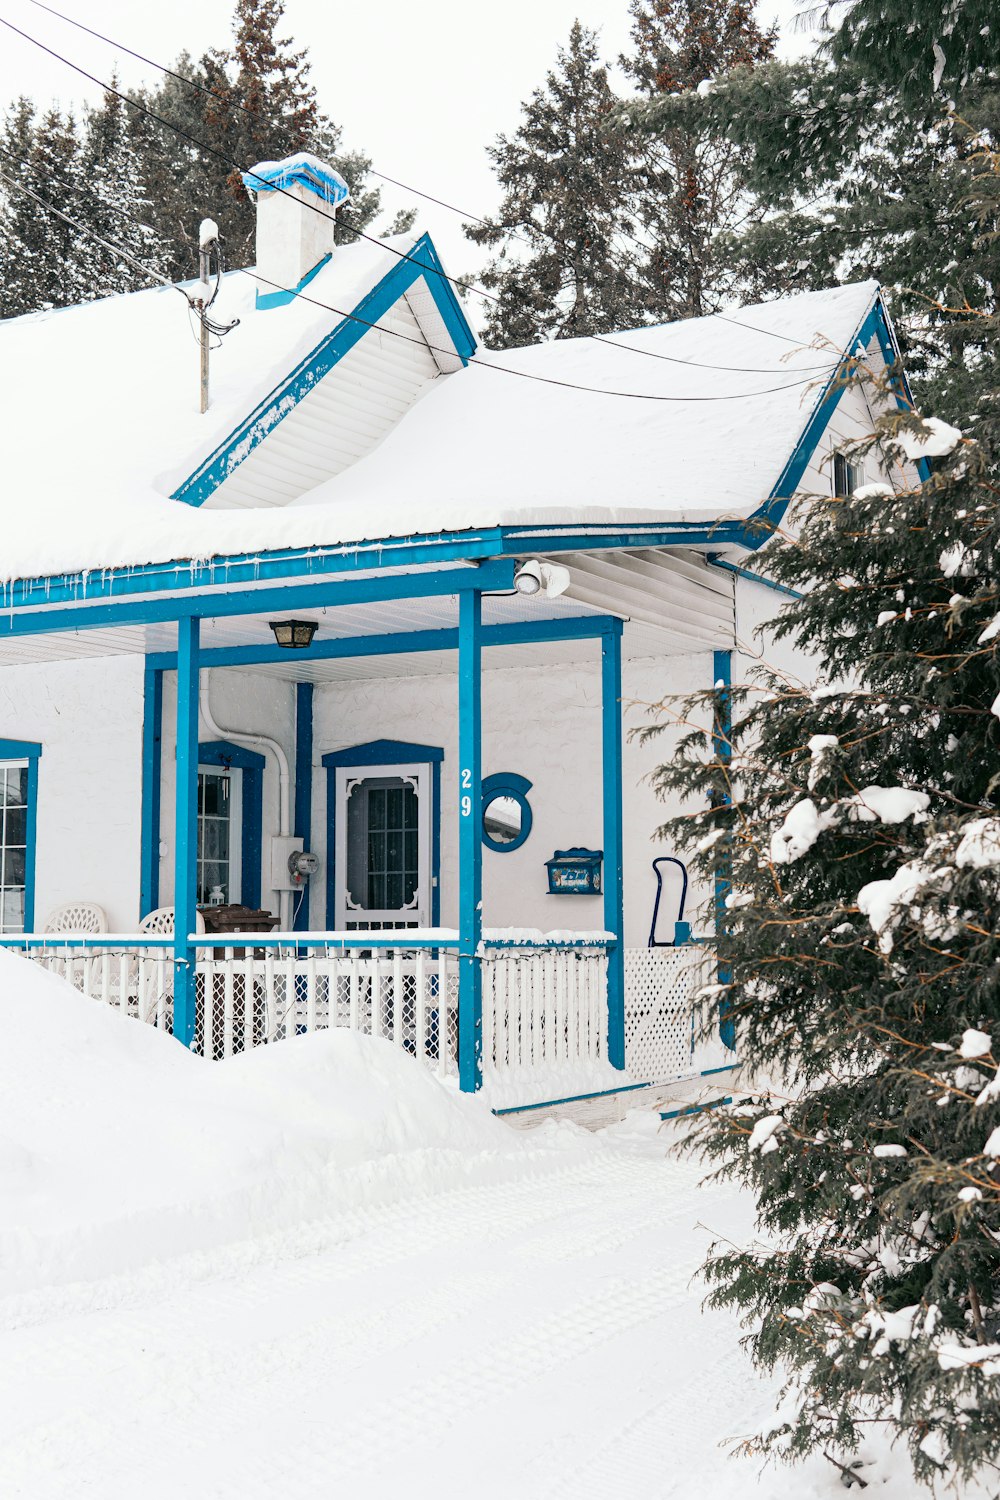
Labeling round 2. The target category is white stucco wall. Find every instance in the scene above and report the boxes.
[307,651,716,948]
[0,655,145,929]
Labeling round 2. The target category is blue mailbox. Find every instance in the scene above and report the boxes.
[545,848,603,895]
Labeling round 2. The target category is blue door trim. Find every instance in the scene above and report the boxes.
[321,740,443,930]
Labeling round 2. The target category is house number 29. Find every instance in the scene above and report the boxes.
[461,767,472,817]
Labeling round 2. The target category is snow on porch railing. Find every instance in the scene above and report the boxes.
[195,941,459,1073]
[3,930,612,1079]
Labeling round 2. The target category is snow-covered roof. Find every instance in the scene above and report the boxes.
[0,253,881,583]
[296,280,882,531]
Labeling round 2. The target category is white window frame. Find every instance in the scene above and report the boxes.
[197,763,243,907]
[333,761,432,930]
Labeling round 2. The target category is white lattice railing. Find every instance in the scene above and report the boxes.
[9,935,610,1081]
[624,946,726,1081]
[196,947,460,1073]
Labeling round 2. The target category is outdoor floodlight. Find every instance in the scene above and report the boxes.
[514,560,571,599]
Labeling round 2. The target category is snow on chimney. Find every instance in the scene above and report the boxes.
[242,153,351,309]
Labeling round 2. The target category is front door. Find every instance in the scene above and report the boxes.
[333,762,433,930]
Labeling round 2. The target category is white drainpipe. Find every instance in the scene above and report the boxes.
[199,672,292,929]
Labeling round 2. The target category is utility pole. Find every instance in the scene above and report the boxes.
[197,219,219,414]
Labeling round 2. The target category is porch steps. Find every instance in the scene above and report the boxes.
[493,1067,738,1132]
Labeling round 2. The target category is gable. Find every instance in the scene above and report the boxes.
[733,294,927,553]
[171,234,476,512]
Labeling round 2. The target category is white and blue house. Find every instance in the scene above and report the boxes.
[0,152,925,1110]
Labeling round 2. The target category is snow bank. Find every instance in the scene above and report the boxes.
[0,951,523,1294]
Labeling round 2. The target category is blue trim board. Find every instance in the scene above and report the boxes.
[706,556,804,600]
[602,623,626,1069]
[321,740,445,932]
[4,533,507,613]
[0,738,42,933]
[198,741,265,909]
[255,252,331,311]
[173,618,200,1048]
[0,738,41,760]
[144,615,617,673]
[294,683,314,932]
[172,233,477,507]
[0,561,517,641]
[712,649,736,1053]
[458,590,483,1092]
[140,666,163,917]
[321,739,445,769]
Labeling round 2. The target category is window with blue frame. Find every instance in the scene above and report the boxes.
[0,739,40,934]
[197,765,242,906]
[196,743,264,910]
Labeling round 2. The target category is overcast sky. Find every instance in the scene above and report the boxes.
[0,0,814,274]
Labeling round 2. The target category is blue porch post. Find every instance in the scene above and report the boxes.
[601,621,626,1069]
[457,589,483,1092]
[140,664,163,918]
[293,681,314,933]
[173,617,200,1048]
[712,648,736,1052]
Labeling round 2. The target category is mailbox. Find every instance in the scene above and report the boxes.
[545,847,603,895]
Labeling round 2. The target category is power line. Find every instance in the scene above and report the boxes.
[0,139,827,402]
[3,2,838,378]
[0,160,191,302]
[237,267,826,401]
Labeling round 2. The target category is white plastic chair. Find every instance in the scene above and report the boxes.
[44,901,109,935]
[135,908,208,1032]
[138,906,206,937]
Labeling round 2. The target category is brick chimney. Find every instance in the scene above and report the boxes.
[242,153,351,309]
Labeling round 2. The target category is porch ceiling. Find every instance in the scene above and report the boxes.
[0,546,735,675]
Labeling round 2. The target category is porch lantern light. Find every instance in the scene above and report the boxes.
[268,618,318,649]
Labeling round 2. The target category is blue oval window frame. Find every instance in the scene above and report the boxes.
[481,772,533,853]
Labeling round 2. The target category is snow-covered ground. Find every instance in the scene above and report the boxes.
[0,952,977,1498]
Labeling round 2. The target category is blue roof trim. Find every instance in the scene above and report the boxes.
[255,252,331,311]
[172,232,477,508]
[730,290,925,552]
[242,155,349,206]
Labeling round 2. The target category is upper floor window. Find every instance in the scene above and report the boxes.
[833,451,866,498]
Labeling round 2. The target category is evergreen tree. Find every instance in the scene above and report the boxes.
[631,0,1000,420]
[620,0,776,320]
[79,79,168,298]
[0,102,92,316]
[131,2,383,279]
[646,148,1000,1489]
[466,21,641,347]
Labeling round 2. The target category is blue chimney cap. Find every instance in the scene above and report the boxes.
[242,152,350,207]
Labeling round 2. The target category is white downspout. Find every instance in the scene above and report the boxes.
[199,672,292,929]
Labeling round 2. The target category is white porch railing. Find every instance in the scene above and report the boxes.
[6,934,613,1081]
[7,934,723,1087]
